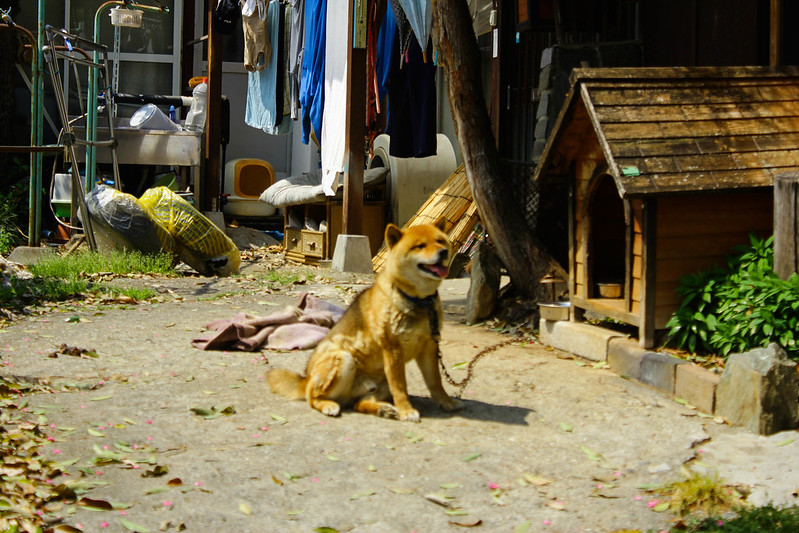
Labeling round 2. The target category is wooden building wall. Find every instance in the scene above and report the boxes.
[651,190,773,328]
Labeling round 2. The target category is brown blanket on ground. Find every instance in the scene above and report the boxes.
[191,294,346,351]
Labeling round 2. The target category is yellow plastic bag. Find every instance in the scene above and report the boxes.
[138,187,240,276]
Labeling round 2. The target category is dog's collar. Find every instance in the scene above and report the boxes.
[397,288,440,338]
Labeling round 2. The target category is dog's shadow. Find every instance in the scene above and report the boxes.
[412,397,533,426]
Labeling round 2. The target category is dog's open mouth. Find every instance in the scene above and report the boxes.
[418,262,449,279]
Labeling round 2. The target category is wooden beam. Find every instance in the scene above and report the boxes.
[341,0,366,235]
[771,0,782,67]
[774,172,799,279]
[204,2,223,211]
[639,198,657,348]
[343,0,365,236]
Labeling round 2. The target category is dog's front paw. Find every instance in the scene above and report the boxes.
[439,397,465,412]
[376,403,399,419]
[398,408,420,423]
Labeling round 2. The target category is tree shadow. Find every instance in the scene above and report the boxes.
[413,396,534,426]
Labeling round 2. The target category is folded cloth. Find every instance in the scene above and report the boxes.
[191,293,346,352]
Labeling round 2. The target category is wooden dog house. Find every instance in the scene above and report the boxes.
[533,66,799,347]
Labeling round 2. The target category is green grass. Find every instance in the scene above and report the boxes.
[656,468,744,517]
[676,505,799,532]
[30,250,177,278]
[0,250,173,310]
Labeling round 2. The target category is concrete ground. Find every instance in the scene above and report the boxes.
[1,256,798,532]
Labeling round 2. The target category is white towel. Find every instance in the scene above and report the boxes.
[320,0,348,196]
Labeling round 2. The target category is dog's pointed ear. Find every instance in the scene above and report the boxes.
[385,224,403,249]
[433,216,447,232]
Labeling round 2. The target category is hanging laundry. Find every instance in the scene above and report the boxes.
[242,0,271,72]
[288,0,305,121]
[245,0,292,135]
[299,0,326,145]
[273,0,286,128]
[376,5,396,104]
[366,1,394,154]
[387,34,437,158]
[320,0,348,196]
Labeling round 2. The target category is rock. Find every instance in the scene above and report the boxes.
[465,241,501,323]
[715,344,799,435]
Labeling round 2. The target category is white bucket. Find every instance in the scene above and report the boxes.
[130,104,179,131]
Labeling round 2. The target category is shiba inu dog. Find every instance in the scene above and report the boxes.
[267,217,463,422]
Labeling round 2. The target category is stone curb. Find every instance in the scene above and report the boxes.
[540,319,721,415]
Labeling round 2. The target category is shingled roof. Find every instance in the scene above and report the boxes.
[533,66,799,197]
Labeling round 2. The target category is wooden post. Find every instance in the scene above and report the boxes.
[774,172,799,279]
[770,0,782,67]
[204,3,223,211]
[639,199,657,348]
[343,0,365,236]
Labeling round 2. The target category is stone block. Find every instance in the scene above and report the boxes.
[539,320,623,362]
[331,234,373,274]
[6,246,54,266]
[716,344,799,435]
[675,364,720,414]
[203,211,225,231]
[640,352,687,394]
[607,337,645,380]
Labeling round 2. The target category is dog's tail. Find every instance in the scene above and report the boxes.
[266,369,307,400]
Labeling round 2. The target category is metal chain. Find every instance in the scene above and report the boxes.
[438,338,519,398]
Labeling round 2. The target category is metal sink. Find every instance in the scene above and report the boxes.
[72,117,202,167]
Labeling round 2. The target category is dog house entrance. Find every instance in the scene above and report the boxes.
[587,174,625,299]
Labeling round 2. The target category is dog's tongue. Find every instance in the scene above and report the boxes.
[428,264,449,278]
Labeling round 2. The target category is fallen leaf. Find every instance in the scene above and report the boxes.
[270,413,288,424]
[120,518,151,532]
[513,523,531,533]
[389,487,414,494]
[88,428,105,437]
[580,445,603,462]
[777,437,795,447]
[167,478,183,487]
[546,500,566,511]
[425,493,455,507]
[461,452,481,462]
[271,475,284,486]
[450,518,483,528]
[440,482,461,489]
[522,473,554,486]
[90,395,113,401]
[239,501,252,515]
[445,509,469,516]
[326,455,339,462]
[653,502,670,512]
[144,486,171,495]
[559,422,573,432]
[142,465,169,478]
[313,528,339,533]
[78,497,114,511]
[349,490,376,500]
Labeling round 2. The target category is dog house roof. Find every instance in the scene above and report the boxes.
[533,66,799,198]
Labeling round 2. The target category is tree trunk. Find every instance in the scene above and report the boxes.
[432,0,566,300]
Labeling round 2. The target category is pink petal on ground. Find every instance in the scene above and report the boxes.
[52,449,61,454]
[489,483,500,490]
[647,500,659,508]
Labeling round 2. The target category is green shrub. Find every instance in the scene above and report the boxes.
[0,179,28,255]
[678,504,799,532]
[665,234,799,360]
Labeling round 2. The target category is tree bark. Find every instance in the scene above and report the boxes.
[432,0,566,300]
